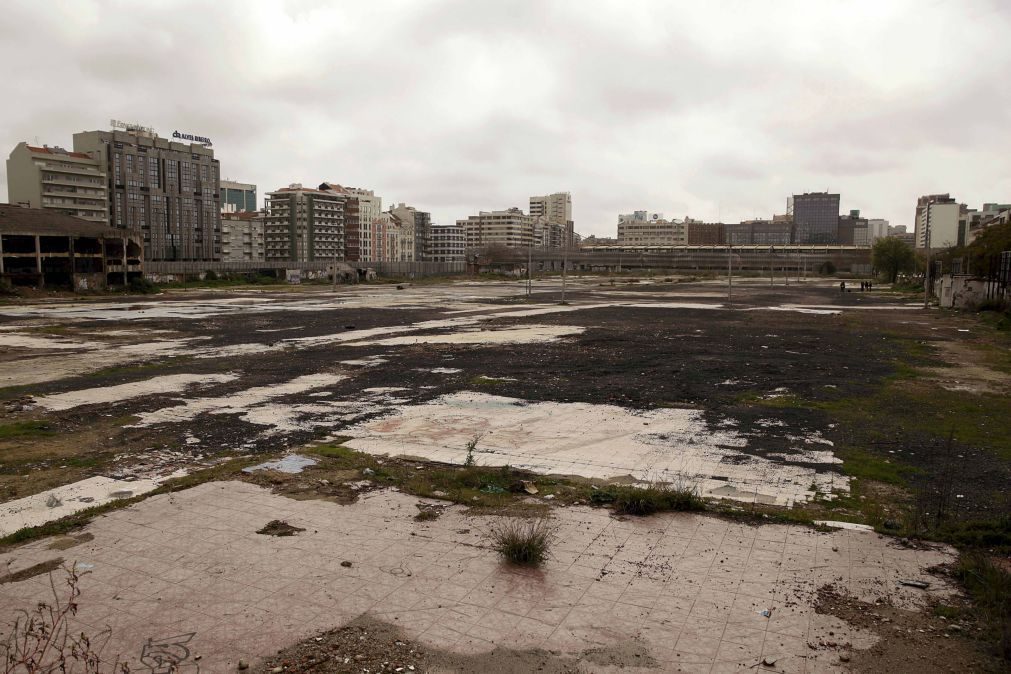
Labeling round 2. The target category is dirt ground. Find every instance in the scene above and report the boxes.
[0,276,1008,670]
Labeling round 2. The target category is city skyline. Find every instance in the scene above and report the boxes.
[1,0,1009,235]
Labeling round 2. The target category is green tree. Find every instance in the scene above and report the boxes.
[872,237,916,283]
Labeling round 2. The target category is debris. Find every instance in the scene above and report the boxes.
[341,561,353,568]
[363,468,375,477]
[256,520,306,537]
[543,494,556,500]
[759,609,773,618]
[45,494,62,508]
[898,579,930,589]
[479,484,506,494]
[270,667,283,673]
[238,660,249,670]
[762,656,778,666]
[431,490,447,497]
[521,480,538,494]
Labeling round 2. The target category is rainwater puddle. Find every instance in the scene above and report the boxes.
[242,454,317,474]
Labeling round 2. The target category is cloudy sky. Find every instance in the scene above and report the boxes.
[2,0,1009,235]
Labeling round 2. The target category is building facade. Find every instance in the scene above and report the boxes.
[790,192,840,244]
[459,208,535,250]
[837,211,869,246]
[391,203,430,260]
[530,192,573,247]
[220,180,257,212]
[219,210,265,261]
[686,221,724,245]
[6,142,109,225]
[73,128,221,262]
[913,194,961,249]
[264,184,344,262]
[320,184,383,262]
[428,224,466,262]
[617,212,686,245]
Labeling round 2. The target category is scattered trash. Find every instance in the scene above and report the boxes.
[759,609,774,618]
[74,562,95,572]
[362,467,375,477]
[898,579,930,589]
[521,480,538,494]
[543,494,556,500]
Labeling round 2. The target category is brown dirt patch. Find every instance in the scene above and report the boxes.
[1,557,63,584]
[47,532,95,550]
[813,583,1002,672]
[254,615,657,673]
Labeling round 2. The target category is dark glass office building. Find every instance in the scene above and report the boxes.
[221,180,257,212]
[791,192,840,244]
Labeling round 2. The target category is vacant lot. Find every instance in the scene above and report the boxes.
[0,277,1008,671]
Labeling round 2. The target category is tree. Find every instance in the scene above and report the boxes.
[872,237,916,283]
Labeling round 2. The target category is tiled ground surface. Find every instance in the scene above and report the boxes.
[0,482,955,672]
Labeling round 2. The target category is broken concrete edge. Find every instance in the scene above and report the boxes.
[0,442,891,554]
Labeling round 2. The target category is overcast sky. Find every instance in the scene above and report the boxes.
[2,0,1009,235]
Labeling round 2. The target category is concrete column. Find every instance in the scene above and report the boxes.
[122,237,128,285]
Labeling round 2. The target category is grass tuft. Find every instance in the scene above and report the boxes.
[490,518,555,567]
[595,479,706,516]
[0,421,54,441]
[954,551,1011,660]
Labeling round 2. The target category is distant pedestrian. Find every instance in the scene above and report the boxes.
[868,281,873,291]
[840,281,846,292]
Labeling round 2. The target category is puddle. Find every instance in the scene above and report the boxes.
[0,470,187,536]
[344,392,847,506]
[33,373,238,411]
[242,454,317,474]
[429,368,462,374]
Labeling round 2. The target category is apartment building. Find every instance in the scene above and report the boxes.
[428,224,466,262]
[264,184,344,262]
[219,210,265,261]
[6,142,108,225]
[73,127,220,261]
[320,184,382,262]
[459,208,535,249]
[529,192,573,247]
[391,203,430,260]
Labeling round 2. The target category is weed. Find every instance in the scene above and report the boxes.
[463,434,482,467]
[954,551,1011,660]
[414,509,440,522]
[489,518,556,567]
[600,478,706,516]
[0,421,53,441]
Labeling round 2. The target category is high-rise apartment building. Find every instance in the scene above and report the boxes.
[789,192,840,244]
[458,208,535,249]
[264,184,345,262]
[220,180,257,212]
[220,210,265,261]
[320,184,382,262]
[73,127,220,261]
[530,192,573,247]
[912,194,961,249]
[6,142,108,225]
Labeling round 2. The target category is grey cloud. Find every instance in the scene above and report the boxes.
[1,0,1009,234]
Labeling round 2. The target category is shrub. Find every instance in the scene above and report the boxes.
[603,478,705,516]
[489,518,555,567]
[128,277,158,294]
[204,270,218,281]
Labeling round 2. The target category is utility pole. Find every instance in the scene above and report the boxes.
[527,243,532,297]
[785,248,790,286]
[727,244,733,303]
[769,247,775,286]
[923,205,932,309]
[561,245,568,303]
[332,244,338,291]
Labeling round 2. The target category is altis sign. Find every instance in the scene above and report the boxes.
[172,130,212,146]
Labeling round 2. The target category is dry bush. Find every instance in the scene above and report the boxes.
[489,518,556,567]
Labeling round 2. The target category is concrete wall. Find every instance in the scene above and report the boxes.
[937,275,990,309]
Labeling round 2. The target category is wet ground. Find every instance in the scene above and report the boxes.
[0,276,1008,671]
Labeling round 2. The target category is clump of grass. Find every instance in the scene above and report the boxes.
[414,508,440,522]
[490,518,555,567]
[954,551,1011,660]
[596,478,706,516]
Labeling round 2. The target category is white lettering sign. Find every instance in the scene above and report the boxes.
[172,130,212,146]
